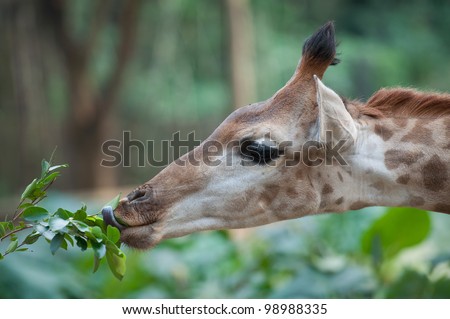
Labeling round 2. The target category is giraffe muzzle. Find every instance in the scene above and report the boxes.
[102,206,126,231]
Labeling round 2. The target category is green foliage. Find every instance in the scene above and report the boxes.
[0,159,126,280]
[0,207,449,298]
[361,207,431,261]
[1,1,450,298]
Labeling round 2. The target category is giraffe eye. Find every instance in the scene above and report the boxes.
[240,140,280,165]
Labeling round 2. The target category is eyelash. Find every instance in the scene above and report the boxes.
[239,140,281,164]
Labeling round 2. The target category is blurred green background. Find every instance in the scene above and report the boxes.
[1,0,450,298]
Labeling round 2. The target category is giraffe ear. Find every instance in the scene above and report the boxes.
[314,75,357,146]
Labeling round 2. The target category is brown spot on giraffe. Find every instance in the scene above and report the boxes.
[370,181,384,191]
[374,123,394,141]
[400,121,433,144]
[422,155,448,191]
[349,201,373,210]
[396,174,410,185]
[321,183,333,195]
[384,150,424,170]
[259,184,281,205]
[335,197,344,205]
[286,186,298,199]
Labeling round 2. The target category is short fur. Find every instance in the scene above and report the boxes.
[360,88,450,119]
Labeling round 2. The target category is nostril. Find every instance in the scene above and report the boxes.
[127,189,150,203]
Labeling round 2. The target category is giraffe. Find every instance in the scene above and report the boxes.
[103,22,450,250]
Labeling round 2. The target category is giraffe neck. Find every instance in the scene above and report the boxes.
[316,116,450,214]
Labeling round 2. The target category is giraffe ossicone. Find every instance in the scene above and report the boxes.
[105,22,450,249]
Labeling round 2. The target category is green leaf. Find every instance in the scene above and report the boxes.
[31,189,45,200]
[49,217,70,231]
[107,225,120,244]
[60,237,68,250]
[73,209,87,221]
[18,202,33,209]
[91,242,106,273]
[93,256,101,273]
[42,230,55,241]
[91,226,104,240]
[102,194,121,211]
[23,232,41,245]
[105,239,120,255]
[41,172,60,186]
[16,248,28,252]
[0,221,14,232]
[106,250,126,280]
[35,224,48,234]
[0,254,3,260]
[86,215,104,228]
[92,242,106,259]
[22,206,49,222]
[71,220,89,232]
[85,231,100,243]
[56,208,72,220]
[75,236,88,251]
[6,222,14,231]
[64,234,74,246]
[6,239,19,254]
[41,160,50,178]
[361,207,431,260]
[21,178,38,201]
[48,164,69,172]
[50,233,64,255]
[0,223,5,237]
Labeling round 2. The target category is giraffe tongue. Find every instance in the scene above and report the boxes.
[102,206,125,231]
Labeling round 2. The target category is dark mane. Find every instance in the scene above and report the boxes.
[359,88,450,119]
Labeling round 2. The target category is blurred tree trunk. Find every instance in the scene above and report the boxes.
[225,0,256,109]
[43,0,141,189]
[1,0,51,192]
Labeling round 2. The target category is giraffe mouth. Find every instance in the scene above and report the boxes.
[102,200,165,249]
[102,206,127,231]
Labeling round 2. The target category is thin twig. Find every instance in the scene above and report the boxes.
[2,241,28,257]
[49,146,58,165]
[12,198,26,220]
[0,225,33,242]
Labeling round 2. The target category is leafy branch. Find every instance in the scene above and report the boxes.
[0,158,127,280]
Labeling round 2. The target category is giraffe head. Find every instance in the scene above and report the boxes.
[107,22,359,249]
